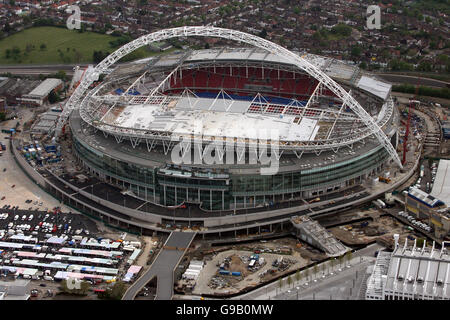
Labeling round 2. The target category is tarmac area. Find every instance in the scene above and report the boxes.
[191,249,305,296]
[0,208,99,241]
[0,129,72,213]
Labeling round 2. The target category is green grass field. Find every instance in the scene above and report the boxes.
[0,26,153,65]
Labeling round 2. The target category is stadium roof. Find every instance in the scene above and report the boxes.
[113,101,320,142]
[357,76,392,100]
[384,242,450,299]
[155,47,388,86]
[431,159,450,206]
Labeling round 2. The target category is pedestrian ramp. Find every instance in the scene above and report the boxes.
[122,231,196,300]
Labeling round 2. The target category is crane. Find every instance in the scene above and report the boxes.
[402,78,421,165]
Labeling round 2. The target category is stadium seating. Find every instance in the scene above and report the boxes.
[166,66,333,101]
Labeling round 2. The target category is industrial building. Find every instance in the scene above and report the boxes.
[405,186,449,239]
[0,78,41,105]
[366,235,450,300]
[0,279,31,300]
[19,78,63,106]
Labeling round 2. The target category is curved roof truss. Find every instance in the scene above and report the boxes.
[55,26,401,168]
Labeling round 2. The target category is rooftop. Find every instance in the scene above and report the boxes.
[26,78,62,98]
[431,160,450,207]
[384,241,450,299]
[408,187,445,208]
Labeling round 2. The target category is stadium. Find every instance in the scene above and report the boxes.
[49,27,402,237]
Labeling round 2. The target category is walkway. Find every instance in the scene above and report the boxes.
[122,231,196,300]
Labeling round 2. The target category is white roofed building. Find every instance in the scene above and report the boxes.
[19,78,63,106]
[366,237,450,300]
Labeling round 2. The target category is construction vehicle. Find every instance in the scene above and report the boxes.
[308,197,321,204]
[378,176,391,183]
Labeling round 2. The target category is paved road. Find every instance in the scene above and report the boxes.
[122,231,196,300]
[376,73,449,88]
[233,243,382,300]
[0,64,86,76]
[276,258,373,300]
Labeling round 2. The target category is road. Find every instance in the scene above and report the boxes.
[232,243,383,300]
[0,64,87,76]
[276,258,373,300]
[376,73,449,88]
[122,231,196,300]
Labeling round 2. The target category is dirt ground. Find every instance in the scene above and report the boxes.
[184,237,321,296]
[329,213,413,246]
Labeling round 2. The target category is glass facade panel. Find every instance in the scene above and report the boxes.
[74,135,389,211]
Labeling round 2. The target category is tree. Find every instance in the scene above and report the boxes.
[287,275,292,288]
[48,90,60,104]
[416,238,425,248]
[93,50,109,63]
[304,268,310,281]
[330,23,352,37]
[313,264,318,279]
[3,23,11,33]
[259,28,267,39]
[351,45,361,58]
[278,278,283,290]
[331,258,336,271]
[295,269,301,283]
[345,251,352,266]
[55,70,67,81]
[339,255,344,268]
[40,43,46,51]
[99,281,127,300]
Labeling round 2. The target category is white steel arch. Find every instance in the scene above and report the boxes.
[55,26,402,168]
